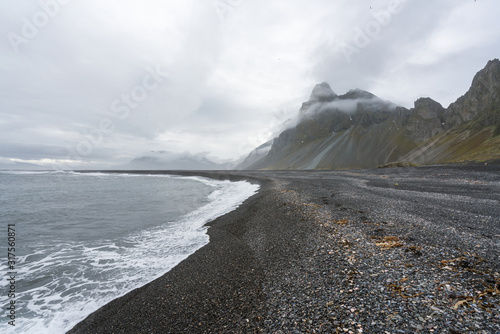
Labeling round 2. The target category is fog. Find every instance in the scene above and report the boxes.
[1,0,499,169]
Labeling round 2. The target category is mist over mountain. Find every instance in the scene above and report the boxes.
[237,140,274,170]
[117,151,233,170]
[240,59,500,170]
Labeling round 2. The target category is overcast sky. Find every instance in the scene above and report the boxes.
[1,0,499,168]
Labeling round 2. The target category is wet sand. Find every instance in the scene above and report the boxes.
[69,166,500,333]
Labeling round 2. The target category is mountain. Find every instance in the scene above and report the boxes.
[117,151,231,170]
[236,139,274,170]
[240,59,500,169]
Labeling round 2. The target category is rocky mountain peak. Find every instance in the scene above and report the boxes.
[413,97,445,119]
[309,82,337,102]
[470,58,500,98]
[444,58,500,129]
[240,59,500,170]
[405,97,446,141]
[341,88,376,100]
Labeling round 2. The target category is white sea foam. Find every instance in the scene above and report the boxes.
[0,175,259,334]
[0,170,53,175]
[0,170,81,176]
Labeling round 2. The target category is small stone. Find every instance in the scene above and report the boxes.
[430,306,443,313]
[417,324,424,331]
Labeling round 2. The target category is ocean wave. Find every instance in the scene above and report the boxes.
[0,174,258,334]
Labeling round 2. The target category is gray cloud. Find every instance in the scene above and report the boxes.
[1,0,499,168]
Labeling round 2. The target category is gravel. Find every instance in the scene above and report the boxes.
[69,166,500,333]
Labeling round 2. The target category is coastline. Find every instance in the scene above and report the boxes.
[69,167,500,333]
[68,171,275,333]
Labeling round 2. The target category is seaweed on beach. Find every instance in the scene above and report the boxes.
[371,236,404,250]
[386,277,424,299]
[335,219,350,225]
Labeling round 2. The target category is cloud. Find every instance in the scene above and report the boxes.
[1,0,499,168]
[321,97,396,114]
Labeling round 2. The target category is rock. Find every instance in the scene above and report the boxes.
[309,82,338,102]
[444,59,500,129]
[405,97,445,141]
[377,161,415,168]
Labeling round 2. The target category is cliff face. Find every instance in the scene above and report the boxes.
[405,98,445,141]
[241,59,500,170]
[444,59,500,130]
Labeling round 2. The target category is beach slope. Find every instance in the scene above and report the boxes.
[69,166,500,333]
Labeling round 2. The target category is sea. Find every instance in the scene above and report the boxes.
[0,171,259,334]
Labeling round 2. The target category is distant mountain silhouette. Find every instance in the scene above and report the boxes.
[118,151,233,170]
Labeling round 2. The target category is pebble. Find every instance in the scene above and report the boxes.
[68,168,500,333]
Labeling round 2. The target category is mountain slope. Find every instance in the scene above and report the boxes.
[241,59,500,170]
[237,139,273,170]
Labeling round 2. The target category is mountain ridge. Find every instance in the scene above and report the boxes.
[240,59,500,170]
[117,151,234,170]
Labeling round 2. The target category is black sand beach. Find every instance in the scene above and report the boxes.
[69,166,500,333]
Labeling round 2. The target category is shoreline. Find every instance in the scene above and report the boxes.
[69,167,500,333]
[68,171,276,333]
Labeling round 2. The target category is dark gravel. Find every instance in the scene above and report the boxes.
[69,166,500,333]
